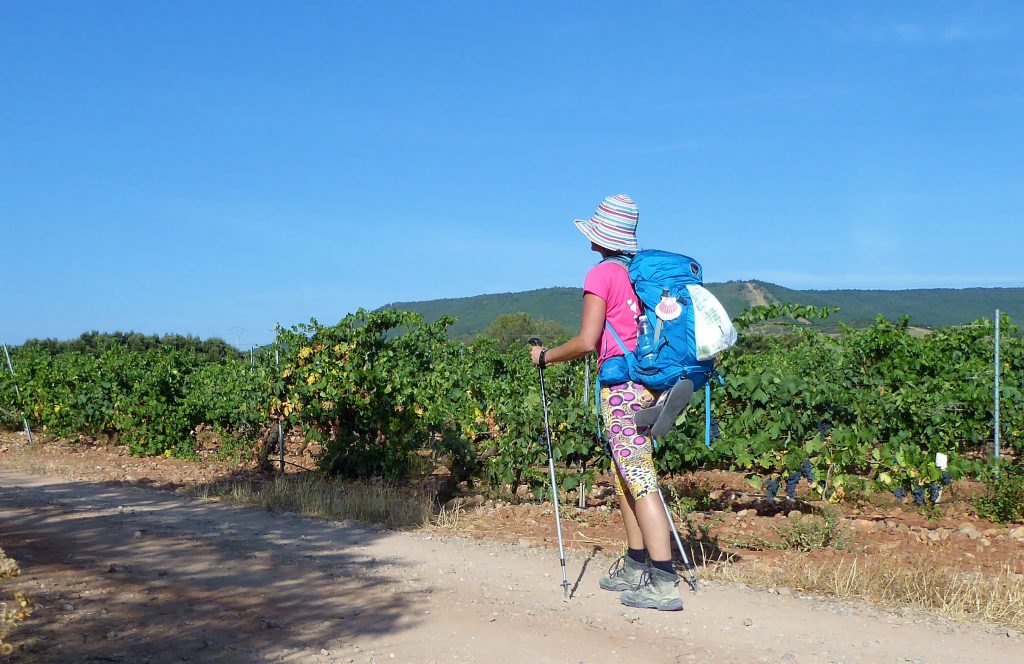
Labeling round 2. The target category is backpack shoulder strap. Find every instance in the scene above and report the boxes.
[598,256,636,355]
[604,321,629,354]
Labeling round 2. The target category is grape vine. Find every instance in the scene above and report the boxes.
[0,308,1020,505]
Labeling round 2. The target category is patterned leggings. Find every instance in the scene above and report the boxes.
[600,382,658,500]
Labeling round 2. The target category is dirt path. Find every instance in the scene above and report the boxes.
[1,470,1019,664]
[744,281,770,308]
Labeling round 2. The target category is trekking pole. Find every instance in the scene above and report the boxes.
[528,337,571,600]
[658,486,699,592]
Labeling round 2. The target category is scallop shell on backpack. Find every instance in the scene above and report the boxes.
[655,295,682,321]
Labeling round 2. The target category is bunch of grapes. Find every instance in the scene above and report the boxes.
[928,482,942,504]
[911,485,926,507]
[817,421,834,437]
[785,471,801,499]
[941,471,952,486]
[764,478,781,501]
[709,417,721,441]
[800,459,815,483]
[892,487,907,503]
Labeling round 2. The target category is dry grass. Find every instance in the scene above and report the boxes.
[198,473,436,529]
[0,452,66,479]
[434,502,463,529]
[700,552,1024,632]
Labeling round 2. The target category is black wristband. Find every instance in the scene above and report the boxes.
[538,348,548,369]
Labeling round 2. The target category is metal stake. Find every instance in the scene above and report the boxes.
[994,309,1000,461]
[3,344,34,445]
[579,459,587,508]
[580,357,589,509]
[276,345,285,473]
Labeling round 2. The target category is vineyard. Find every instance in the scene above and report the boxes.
[1,306,1022,510]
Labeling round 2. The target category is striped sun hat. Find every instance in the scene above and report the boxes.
[574,194,639,253]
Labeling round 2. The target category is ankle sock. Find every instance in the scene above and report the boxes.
[651,559,674,574]
[627,548,647,564]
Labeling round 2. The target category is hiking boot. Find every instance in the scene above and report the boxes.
[598,555,647,592]
[619,567,683,611]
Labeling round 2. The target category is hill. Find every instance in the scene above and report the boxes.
[751,281,1024,329]
[381,281,1024,338]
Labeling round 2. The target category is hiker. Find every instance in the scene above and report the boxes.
[529,194,683,611]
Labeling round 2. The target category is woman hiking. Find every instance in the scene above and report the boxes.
[529,194,683,611]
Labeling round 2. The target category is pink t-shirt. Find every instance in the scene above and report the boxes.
[583,261,641,364]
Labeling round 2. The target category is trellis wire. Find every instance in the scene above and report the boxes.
[2,343,34,445]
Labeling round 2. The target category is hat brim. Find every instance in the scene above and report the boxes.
[574,219,638,253]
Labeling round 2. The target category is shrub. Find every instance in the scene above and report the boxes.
[975,461,1024,524]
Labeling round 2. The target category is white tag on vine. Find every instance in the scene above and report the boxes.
[935,452,948,470]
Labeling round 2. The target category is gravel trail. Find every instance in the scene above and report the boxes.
[0,470,1019,663]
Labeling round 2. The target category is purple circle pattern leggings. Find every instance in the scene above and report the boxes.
[600,381,658,500]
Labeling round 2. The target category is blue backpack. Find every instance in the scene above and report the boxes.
[596,250,735,444]
[598,250,724,392]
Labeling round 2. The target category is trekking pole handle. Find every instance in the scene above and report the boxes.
[528,338,548,368]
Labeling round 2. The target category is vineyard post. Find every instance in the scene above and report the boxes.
[584,356,590,405]
[250,346,254,368]
[579,358,589,509]
[994,309,1000,461]
[2,344,34,445]
[275,339,284,473]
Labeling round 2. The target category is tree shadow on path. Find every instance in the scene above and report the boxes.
[0,474,429,662]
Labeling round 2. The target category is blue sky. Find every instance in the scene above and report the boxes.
[2,2,1022,346]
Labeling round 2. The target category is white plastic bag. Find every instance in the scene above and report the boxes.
[686,284,738,361]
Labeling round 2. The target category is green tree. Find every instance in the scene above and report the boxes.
[480,312,570,349]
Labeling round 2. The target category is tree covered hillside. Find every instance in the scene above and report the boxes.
[382,282,1024,337]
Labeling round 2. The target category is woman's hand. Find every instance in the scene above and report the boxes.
[530,345,545,366]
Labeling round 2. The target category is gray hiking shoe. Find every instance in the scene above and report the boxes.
[619,567,683,611]
[599,555,647,592]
